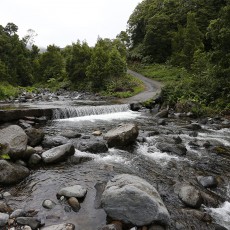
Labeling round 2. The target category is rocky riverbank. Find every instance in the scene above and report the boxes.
[0,103,230,229]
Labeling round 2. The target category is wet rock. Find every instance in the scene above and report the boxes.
[3,192,11,198]
[173,136,182,144]
[104,123,139,148]
[101,174,170,226]
[42,136,69,148]
[203,141,212,148]
[0,125,28,159]
[157,119,167,126]
[76,139,108,153]
[21,225,32,230]
[214,224,228,230]
[61,130,81,139]
[42,200,56,209]
[130,103,142,111]
[0,201,12,212]
[18,120,32,129]
[41,143,75,164]
[156,143,187,156]
[15,159,27,167]
[68,197,80,212]
[23,146,36,160]
[10,209,26,218]
[57,185,87,199]
[99,221,122,230]
[41,223,75,230]
[92,130,102,136]
[68,154,93,164]
[185,123,202,131]
[197,176,218,188]
[0,160,30,185]
[16,217,41,229]
[0,213,9,227]
[28,154,42,165]
[155,109,168,118]
[189,131,198,137]
[25,128,44,147]
[178,185,203,208]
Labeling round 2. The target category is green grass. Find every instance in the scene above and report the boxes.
[0,82,20,100]
[102,73,145,98]
[130,63,191,84]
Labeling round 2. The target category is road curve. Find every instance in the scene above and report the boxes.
[119,69,163,104]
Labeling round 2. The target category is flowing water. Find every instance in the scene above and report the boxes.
[1,104,230,230]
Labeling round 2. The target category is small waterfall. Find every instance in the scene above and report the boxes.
[52,104,130,119]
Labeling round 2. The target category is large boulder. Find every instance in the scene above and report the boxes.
[178,185,203,208]
[0,160,30,185]
[42,136,69,148]
[101,174,170,226]
[0,125,27,159]
[103,124,139,148]
[41,143,75,164]
[25,127,44,147]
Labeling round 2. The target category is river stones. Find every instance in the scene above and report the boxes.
[25,127,44,147]
[41,143,75,164]
[0,213,9,227]
[197,176,218,188]
[42,136,69,148]
[0,201,11,212]
[101,174,170,226]
[68,197,80,212]
[10,209,26,218]
[156,143,187,156]
[76,139,108,153]
[28,154,42,165]
[154,109,168,118]
[0,160,30,185]
[0,125,28,159]
[57,185,87,198]
[42,200,56,209]
[16,217,41,229]
[104,123,139,148]
[41,223,75,230]
[178,185,203,208]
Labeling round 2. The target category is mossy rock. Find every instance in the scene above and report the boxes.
[213,146,230,158]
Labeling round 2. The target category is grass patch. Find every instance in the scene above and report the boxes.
[0,82,20,100]
[102,73,145,98]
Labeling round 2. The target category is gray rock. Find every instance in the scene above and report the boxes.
[28,154,42,165]
[157,119,167,126]
[101,174,170,226]
[42,199,56,209]
[0,212,9,227]
[16,217,41,229]
[185,123,202,130]
[23,146,37,160]
[57,185,87,198]
[25,128,44,147]
[104,123,139,148]
[155,109,168,118]
[0,125,28,159]
[68,197,80,212]
[197,176,218,188]
[0,201,11,212]
[41,223,75,230]
[10,209,26,218]
[156,143,187,156]
[76,140,108,153]
[61,130,81,139]
[0,160,30,185]
[148,225,166,230]
[2,192,11,198]
[42,143,75,164]
[42,136,69,148]
[178,185,202,208]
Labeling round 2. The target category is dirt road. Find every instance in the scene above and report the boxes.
[120,69,163,104]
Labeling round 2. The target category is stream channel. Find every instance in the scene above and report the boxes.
[0,100,230,230]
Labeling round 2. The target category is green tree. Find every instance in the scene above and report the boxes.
[66,41,92,84]
[38,45,66,82]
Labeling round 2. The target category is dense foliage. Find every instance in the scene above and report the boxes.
[127,0,230,114]
[0,23,135,98]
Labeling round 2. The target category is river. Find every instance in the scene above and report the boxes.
[1,104,230,230]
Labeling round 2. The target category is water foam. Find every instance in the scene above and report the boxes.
[208,201,230,229]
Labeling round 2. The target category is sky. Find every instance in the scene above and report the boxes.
[1,0,141,48]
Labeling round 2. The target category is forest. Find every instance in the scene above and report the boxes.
[0,0,230,115]
[127,0,230,115]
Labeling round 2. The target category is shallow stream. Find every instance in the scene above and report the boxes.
[1,106,230,230]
